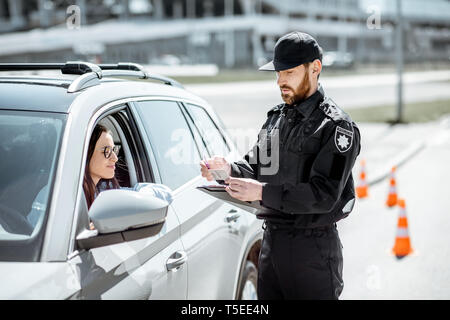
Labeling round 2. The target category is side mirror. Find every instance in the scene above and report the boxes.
[76,189,169,250]
[89,189,168,233]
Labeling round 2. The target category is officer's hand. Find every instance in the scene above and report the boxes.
[200,156,231,181]
[225,177,263,201]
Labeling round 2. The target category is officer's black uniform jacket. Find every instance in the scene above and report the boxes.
[230,85,361,228]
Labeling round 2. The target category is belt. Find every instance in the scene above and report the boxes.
[262,220,336,236]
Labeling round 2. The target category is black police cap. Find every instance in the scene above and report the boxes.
[259,31,323,71]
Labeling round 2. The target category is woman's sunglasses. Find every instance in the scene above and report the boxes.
[100,145,121,159]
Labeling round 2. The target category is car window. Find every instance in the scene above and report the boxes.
[0,110,65,241]
[136,100,201,190]
[185,103,230,156]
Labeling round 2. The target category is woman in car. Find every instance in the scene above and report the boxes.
[83,124,120,209]
[83,124,172,228]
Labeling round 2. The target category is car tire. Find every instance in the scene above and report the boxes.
[238,260,258,300]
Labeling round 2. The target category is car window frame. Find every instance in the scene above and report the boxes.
[179,103,212,158]
[113,108,154,183]
[177,101,210,158]
[181,102,231,156]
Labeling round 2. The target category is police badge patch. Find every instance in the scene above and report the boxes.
[334,126,353,153]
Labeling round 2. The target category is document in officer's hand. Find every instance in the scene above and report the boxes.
[208,169,229,181]
[196,184,266,213]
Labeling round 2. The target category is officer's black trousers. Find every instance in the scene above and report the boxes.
[257,223,344,300]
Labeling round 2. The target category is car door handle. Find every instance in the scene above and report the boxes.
[166,251,187,272]
[226,209,241,223]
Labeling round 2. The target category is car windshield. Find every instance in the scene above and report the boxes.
[0,110,65,242]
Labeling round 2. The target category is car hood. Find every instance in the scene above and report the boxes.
[0,262,80,299]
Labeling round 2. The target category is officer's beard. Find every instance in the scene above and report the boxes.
[280,71,311,105]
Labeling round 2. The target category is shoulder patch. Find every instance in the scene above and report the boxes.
[334,125,353,153]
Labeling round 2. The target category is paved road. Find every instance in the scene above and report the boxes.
[339,119,450,299]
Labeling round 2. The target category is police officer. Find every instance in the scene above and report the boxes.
[200,31,360,300]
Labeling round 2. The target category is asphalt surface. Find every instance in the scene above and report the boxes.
[339,118,450,299]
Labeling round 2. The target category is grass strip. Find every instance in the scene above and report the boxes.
[346,99,450,123]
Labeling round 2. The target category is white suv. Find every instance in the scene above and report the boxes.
[0,62,262,299]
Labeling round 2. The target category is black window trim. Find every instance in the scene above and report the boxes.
[177,101,210,158]
[111,107,154,184]
[181,102,231,155]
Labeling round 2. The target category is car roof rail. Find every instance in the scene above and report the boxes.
[98,62,145,72]
[0,63,64,71]
[0,62,102,75]
[97,62,183,88]
[0,61,183,92]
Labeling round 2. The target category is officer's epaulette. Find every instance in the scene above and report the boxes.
[267,103,284,117]
[318,97,352,124]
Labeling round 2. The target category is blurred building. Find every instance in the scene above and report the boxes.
[0,0,449,67]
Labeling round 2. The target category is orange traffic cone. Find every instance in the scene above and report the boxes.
[386,166,398,207]
[356,159,369,199]
[392,199,414,259]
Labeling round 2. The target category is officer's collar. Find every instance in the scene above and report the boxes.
[286,84,325,118]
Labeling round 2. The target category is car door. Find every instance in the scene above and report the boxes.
[182,102,253,298]
[134,99,247,299]
[68,105,187,299]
